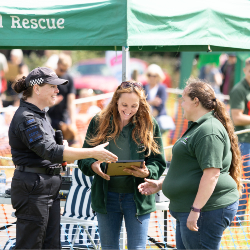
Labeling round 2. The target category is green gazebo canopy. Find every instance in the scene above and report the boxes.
[1,0,250,51]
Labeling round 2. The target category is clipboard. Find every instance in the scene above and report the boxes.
[104,160,144,176]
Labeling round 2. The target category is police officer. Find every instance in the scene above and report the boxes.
[9,67,118,249]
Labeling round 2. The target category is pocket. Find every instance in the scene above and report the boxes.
[11,178,27,210]
[223,201,239,227]
[224,200,239,212]
[23,173,42,194]
[11,173,43,209]
[126,193,135,203]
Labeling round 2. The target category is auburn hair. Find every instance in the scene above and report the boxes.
[186,79,242,196]
[86,81,160,156]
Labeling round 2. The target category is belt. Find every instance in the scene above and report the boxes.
[16,165,61,175]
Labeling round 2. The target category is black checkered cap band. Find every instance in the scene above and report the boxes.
[29,78,44,86]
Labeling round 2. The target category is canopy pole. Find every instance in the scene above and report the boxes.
[179,52,195,89]
[122,46,129,82]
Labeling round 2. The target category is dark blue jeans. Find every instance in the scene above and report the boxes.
[170,200,239,249]
[238,142,250,219]
[96,192,150,250]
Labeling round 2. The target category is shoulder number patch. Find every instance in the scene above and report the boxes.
[25,118,36,126]
[24,125,43,144]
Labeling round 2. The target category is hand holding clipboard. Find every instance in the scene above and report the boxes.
[105,160,150,178]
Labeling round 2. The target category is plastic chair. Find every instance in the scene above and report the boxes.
[60,167,100,249]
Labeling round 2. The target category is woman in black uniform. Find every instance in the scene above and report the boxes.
[8,67,118,249]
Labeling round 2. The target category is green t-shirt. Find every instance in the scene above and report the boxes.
[108,123,135,193]
[162,111,239,212]
[230,78,250,143]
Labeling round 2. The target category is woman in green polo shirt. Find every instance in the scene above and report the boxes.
[78,81,166,250]
[138,79,242,249]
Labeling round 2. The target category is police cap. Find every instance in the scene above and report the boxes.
[25,67,68,88]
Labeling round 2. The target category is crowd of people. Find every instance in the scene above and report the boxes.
[1,50,249,249]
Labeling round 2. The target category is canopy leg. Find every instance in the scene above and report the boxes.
[122,46,129,82]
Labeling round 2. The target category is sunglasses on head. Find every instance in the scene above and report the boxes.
[147,74,158,78]
[120,81,143,89]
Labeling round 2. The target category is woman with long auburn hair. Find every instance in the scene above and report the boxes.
[78,81,166,250]
[87,81,160,156]
[139,79,242,250]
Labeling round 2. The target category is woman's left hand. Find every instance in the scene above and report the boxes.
[123,161,150,178]
[186,211,200,231]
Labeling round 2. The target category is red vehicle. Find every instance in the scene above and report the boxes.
[69,58,148,95]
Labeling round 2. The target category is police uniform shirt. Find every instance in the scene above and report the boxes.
[9,98,65,168]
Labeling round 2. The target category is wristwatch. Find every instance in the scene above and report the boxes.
[190,206,201,212]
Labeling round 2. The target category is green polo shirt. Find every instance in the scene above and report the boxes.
[108,123,135,193]
[162,111,239,212]
[230,78,250,143]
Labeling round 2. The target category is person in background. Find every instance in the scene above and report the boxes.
[198,63,223,97]
[139,79,242,250]
[144,64,175,133]
[44,50,59,71]
[78,81,166,250]
[10,49,29,77]
[78,88,101,116]
[144,64,167,118]
[131,69,139,82]
[47,53,76,138]
[9,67,118,249]
[76,89,102,145]
[230,57,250,222]
[221,53,237,96]
[0,52,8,108]
[3,49,29,107]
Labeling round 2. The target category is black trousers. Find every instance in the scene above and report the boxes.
[11,170,62,249]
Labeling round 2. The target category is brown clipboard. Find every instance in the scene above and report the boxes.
[104,160,144,176]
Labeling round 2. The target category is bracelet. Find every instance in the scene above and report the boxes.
[190,206,201,212]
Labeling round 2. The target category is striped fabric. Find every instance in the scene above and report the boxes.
[63,168,94,218]
[3,238,16,250]
[61,167,99,249]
